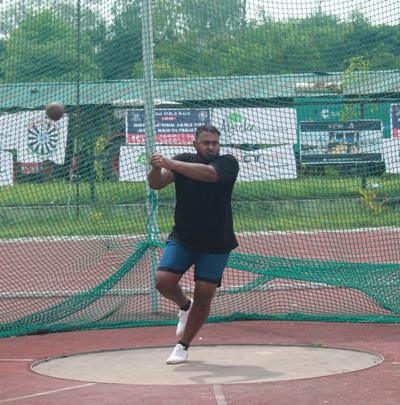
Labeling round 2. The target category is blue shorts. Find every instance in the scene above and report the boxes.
[158,240,230,286]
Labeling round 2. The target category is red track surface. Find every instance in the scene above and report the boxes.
[1,320,399,405]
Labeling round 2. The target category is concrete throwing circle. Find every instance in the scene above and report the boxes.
[32,344,383,385]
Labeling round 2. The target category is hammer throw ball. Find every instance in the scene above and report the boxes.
[45,102,65,121]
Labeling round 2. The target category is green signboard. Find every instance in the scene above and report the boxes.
[295,99,390,166]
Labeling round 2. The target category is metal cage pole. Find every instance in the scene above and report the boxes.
[141,0,160,313]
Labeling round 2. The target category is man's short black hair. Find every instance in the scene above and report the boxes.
[195,125,221,140]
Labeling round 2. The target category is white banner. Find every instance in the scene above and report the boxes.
[212,107,297,145]
[222,146,297,181]
[119,145,297,182]
[119,146,192,182]
[0,150,13,186]
[382,139,400,174]
[0,111,68,164]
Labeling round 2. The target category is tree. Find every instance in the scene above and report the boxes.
[1,0,400,82]
[96,0,143,80]
[2,9,102,82]
[0,0,107,41]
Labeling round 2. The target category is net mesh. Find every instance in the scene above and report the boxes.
[0,0,399,337]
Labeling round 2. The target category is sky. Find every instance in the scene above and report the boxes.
[247,0,399,25]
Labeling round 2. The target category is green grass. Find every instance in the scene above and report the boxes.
[0,175,399,238]
[2,175,400,204]
[234,174,400,199]
[0,182,148,205]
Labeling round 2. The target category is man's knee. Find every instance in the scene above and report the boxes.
[155,270,180,293]
[155,271,166,293]
[193,280,217,305]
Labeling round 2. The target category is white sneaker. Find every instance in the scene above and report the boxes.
[166,343,188,364]
[176,298,193,337]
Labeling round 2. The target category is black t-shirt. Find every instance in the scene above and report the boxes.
[169,153,239,253]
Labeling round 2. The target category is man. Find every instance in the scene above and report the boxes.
[148,124,239,364]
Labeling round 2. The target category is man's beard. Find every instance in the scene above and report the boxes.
[198,151,220,163]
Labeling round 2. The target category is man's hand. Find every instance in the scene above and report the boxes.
[149,153,162,169]
[150,153,175,170]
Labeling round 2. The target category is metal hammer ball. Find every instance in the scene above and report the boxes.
[45,102,65,121]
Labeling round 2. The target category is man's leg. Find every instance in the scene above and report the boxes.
[179,280,218,346]
[155,270,188,308]
[166,280,217,364]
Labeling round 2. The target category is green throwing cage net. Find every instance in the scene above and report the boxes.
[0,0,399,337]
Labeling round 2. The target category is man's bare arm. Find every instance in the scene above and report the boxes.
[148,166,175,190]
[169,159,219,182]
[148,154,175,190]
[156,156,219,183]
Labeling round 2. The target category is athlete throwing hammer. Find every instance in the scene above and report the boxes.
[148,124,239,364]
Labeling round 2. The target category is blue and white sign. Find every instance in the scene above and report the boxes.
[126,109,210,145]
